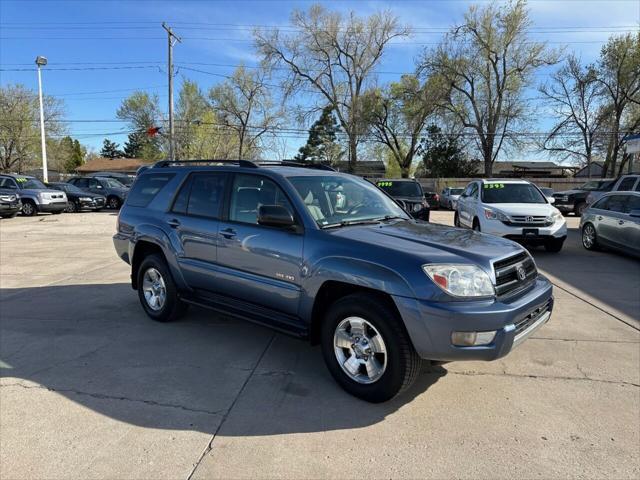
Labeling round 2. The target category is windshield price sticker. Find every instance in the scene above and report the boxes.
[484,183,505,189]
[16,178,28,183]
[377,181,393,187]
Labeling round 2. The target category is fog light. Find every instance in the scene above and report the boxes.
[451,330,496,346]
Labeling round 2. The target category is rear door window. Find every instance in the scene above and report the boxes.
[127,173,175,207]
[186,173,226,219]
[607,195,628,213]
[617,177,637,191]
[624,195,640,213]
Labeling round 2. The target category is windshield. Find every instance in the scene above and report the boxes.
[17,178,46,189]
[99,175,133,186]
[481,183,547,204]
[289,175,409,228]
[450,188,464,195]
[375,180,422,198]
[580,180,604,191]
[102,178,126,188]
[57,183,84,194]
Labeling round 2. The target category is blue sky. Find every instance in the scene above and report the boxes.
[1,0,638,161]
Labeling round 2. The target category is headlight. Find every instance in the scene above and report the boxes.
[0,195,15,202]
[413,203,422,212]
[549,210,563,223]
[423,264,495,298]
[483,208,509,221]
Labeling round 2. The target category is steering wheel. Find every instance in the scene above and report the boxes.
[345,202,366,215]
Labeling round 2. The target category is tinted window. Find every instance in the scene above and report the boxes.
[230,174,293,225]
[375,181,422,197]
[635,182,640,192]
[0,178,17,189]
[187,173,226,218]
[607,195,627,213]
[172,176,192,215]
[102,178,126,188]
[450,188,464,195]
[127,173,175,207]
[481,183,546,204]
[592,197,609,210]
[626,195,640,212]
[617,177,637,191]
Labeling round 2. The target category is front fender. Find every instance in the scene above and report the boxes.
[299,256,416,321]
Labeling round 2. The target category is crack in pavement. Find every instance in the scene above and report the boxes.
[186,333,277,480]
[442,370,640,388]
[0,382,225,416]
[530,337,640,344]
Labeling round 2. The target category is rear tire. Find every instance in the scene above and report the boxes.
[136,254,187,322]
[581,223,599,251]
[320,293,421,403]
[544,237,565,253]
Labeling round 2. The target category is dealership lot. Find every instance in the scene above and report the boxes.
[1,211,638,479]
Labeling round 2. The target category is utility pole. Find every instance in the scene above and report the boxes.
[162,23,181,161]
[35,56,48,182]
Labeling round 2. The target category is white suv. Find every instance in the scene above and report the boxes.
[455,179,567,252]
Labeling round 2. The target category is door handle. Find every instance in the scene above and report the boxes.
[167,218,180,228]
[221,228,236,239]
[597,216,603,220]
[618,220,625,225]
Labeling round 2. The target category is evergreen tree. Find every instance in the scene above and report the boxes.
[418,125,479,178]
[294,106,343,164]
[63,138,84,172]
[123,131,144,158]
[100,139,124,159]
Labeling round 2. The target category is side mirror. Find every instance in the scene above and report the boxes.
[629,209,640,218]
[258,205,296,228]
[548,197,555,204]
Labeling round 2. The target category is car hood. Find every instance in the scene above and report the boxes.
[326,220,523,265]
[484,203,555,216]
[18,188,65,195]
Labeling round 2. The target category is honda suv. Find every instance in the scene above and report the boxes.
[114,161,554,402]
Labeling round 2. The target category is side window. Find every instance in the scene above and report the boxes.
[617,177,636,191]
[592,197,609,210]
[186,173,226,219]
[635,182,640,192]
[127,173,175,207]
[229,174,293,225]
[469,183,479,199]
[74,178,88,189]
[0,178,17,189]
[171,176,192,215]
[607,195,627,213]
[626,195,640,213]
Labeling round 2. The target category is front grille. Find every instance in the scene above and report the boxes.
[514,298,552,336]
[502,215,552,227]
[493,251,537,297]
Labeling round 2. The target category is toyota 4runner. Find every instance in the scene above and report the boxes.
[114,160,554,402]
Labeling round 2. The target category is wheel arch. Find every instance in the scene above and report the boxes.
[130,226,187,291]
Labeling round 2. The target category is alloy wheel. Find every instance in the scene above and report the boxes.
[333,316,387,384]
[142,267,167,311]
[582,224,595,249]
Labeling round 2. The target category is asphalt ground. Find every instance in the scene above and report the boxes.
[1,210,638,479]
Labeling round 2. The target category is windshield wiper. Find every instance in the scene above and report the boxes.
[321,219,383,229]
[375,215,407,222]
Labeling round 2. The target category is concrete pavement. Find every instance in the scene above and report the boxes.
[1,211,638,479]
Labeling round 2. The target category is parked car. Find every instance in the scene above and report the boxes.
[580,191,640,258]
[114,160,554,402]
[0,188,21,218]
[553,179,615,216]
[586,174,639,206]
[0,174,67,216]
[375,179,430,221]
[47,182,106,213]
[440,187,464,210]
[87,171,135,188]
[68,176,128,209]
[455,179,567,252]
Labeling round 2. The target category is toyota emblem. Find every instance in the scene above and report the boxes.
[516,266,527,281]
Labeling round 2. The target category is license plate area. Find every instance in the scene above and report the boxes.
[522,228,539,236]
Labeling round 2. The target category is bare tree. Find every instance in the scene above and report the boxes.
[255,4,409,171]
[0,84,65,173]
[539,55,605,178]
[596,33,640,177]
[209,66,281,160]
[365,74,444,178]
[420,0,557,176]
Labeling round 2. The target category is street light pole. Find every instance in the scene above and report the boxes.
[35,56,48,182]
[162,23,181,161]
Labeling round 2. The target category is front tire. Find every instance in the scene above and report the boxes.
[136,254,187,322]
[581,223,599,251]
[320,293,421,403]
[21,200,37,216]
[108,196,121,210]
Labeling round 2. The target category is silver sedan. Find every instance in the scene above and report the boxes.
[580,191,640,258]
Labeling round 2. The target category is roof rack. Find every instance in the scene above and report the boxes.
[255,161,336,171]
[153,159,258,168]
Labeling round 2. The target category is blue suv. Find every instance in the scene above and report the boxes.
[114,160,553,402]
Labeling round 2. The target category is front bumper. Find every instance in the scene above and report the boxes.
[411,207,430,222]
[554,203,574,213]
[481,218,567,240]
[38,201,68,213]
[0,202,21,215]
[79,197,106,210]
[393,275,553,361]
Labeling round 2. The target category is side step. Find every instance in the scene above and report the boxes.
[180,290,308,339]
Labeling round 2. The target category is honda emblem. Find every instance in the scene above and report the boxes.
[517,266,527,281]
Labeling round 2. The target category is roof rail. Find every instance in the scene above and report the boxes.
[256,161,336,171]
[153,159,258,168]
